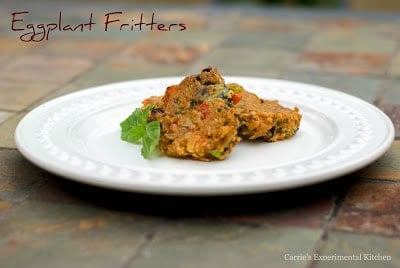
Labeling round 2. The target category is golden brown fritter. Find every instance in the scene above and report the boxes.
[142,67,301,161]
[235,90,301,142]
[143,67,241,161]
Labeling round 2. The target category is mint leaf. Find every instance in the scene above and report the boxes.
[141,135,157,159]
[125,124,145,143]
[140,105,153,125]
[141,120,161,159]
[120,108,142,141]
[146,120,161,140]
[120,105,161,159]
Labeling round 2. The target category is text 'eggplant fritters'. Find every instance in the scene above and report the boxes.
[142,67,302,161]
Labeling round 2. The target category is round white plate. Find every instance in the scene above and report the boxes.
[15,77,394,195]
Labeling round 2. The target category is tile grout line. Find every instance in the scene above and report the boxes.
[121,228,158,268]
[0,38,47,130]
[374,40,400,106]
[184,10,241,75]
[0,147,18,151]
[0,41,133,146]
[277,20,318,81]
[17,45,129,112]
[359,176,400,184]
[307,188,349,268]
[327,227,400,240]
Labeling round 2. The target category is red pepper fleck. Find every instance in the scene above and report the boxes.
[198,102,209,119]
[165,85,178,95]
[232,93,242,105]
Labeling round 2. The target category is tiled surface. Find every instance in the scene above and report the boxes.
[0,201,158,268]
[1,1,400,267]
[0,80,59,111]
[130,223,321,268]
[0,111,12,124]
[313,231,400,268]
[360,141,400,181]
[389,52,400,77]
[332,180,400,236]
[0,55,93,83]
[0,112,26,149]
[281,70,382,103]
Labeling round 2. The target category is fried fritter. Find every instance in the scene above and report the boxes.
[234,90,301,142]
[142,67,301,161]
[143,67,241,161]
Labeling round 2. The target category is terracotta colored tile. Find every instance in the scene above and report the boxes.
[0,37,37,56]
[360,141,400,181]
[239,16,316,33]
[114,42,211,65]
[0,80,59,111]
[314,18,369,30]
[297,52,390,75]
[38,40,127,61]
[0,55,93,84]
[145,30,228,45]
[333,180,400,236]
[0,201,12,214]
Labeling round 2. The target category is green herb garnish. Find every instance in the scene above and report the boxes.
[120,105,160,159]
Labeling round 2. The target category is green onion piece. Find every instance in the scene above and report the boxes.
[210,149,222,159]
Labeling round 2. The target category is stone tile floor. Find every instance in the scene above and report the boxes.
[0,1,400,267]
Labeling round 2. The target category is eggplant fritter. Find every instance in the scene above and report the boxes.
[143,67,241,161]
[235,90,301,142]
[142,67,301,161]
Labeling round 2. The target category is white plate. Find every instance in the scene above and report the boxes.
[15,77,394,195]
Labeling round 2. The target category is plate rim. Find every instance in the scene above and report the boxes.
[14,76,395,195]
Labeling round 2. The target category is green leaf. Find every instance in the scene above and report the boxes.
[146,120,161,140]
[140,105,153,124]
[126,124,145,143]
[120,108,142,141]
[120,105,161,159]
[141,121,160,158]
